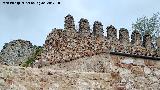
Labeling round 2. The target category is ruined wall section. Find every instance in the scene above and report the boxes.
[40,15,160,66]
[41,28,109,65]
[0,39,34,66]
[78,18,90,37]
[157,37,160,56]
[93,21,104,37]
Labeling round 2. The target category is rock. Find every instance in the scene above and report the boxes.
[131,66,144,76]
[0,39,34,66]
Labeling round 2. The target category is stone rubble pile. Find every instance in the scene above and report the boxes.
[39,14,160,66]
[0,39,34,66]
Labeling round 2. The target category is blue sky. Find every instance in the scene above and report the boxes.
[0,0,160,49]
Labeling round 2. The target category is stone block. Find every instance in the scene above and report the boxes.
[119,28,129,45]
[64,14,75,31]
[106,25,117,40]
[79,18,90,37]
[143,32,152,50]
[131,30,142,46]
[93,21,104,37]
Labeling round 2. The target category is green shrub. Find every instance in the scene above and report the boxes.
[21,46,43,67]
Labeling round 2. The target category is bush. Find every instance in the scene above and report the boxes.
[21,46,43,67]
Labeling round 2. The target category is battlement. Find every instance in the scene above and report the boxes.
[40,14,160,66]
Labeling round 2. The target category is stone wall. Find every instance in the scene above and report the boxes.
[43,54,160,90]
[106,25,117,40]
[131,30,142,46]
[157,37,160,56]
[40,14,160,66]
[78,18,91,37]
[64,14,75,31]
[41,28,108,65]
[0,39,34,66]
[93,21,104,37]
[119,28,129,45]
[1,54,160,90]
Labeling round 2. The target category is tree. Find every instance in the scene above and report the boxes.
[132,12,160,45]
